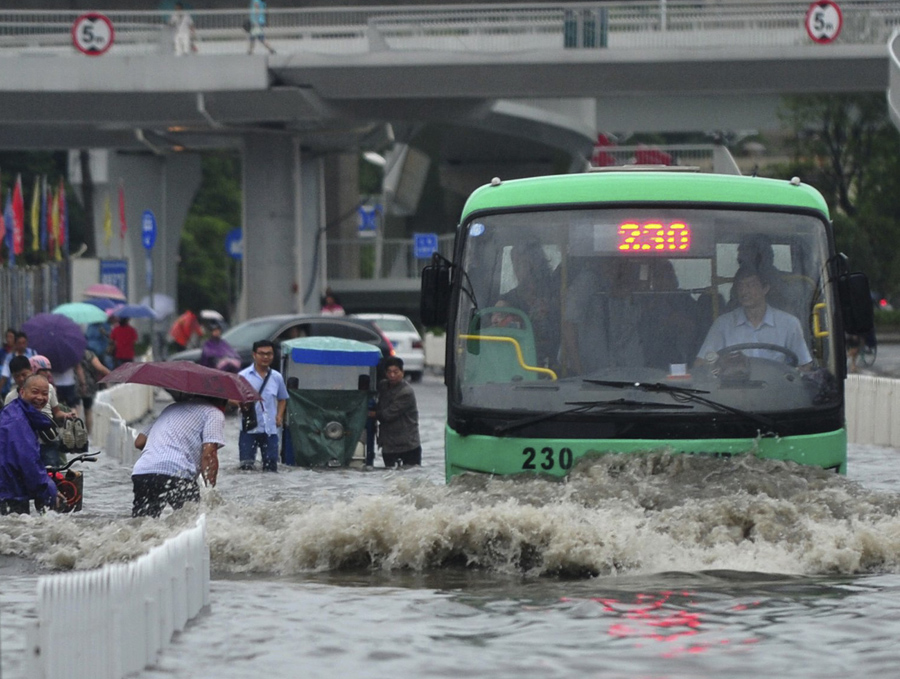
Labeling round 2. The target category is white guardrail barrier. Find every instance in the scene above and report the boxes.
[845,375,900,447]
[92,383,155,468]
[24,515,210,679]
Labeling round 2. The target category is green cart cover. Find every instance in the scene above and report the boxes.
[285,389,370,467]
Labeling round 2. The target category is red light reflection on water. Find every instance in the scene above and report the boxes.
[560,591,761,658]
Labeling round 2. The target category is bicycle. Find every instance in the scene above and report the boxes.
[858,330,878,368]
[47,452,101,513]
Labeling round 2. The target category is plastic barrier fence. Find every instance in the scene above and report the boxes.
[24,515,209,679]
[846,375,900,447]
[93,383,155,468]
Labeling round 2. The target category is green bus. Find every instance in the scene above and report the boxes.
[421,170,873,481]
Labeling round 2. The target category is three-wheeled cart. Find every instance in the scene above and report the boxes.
[279,336,381,468]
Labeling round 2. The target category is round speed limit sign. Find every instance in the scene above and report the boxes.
[71,13,115,56]
[805,0,843,44]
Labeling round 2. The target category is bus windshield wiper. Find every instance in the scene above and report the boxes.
[493,398,692,436]
[583,379,778,434]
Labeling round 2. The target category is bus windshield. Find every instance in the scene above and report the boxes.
[452,207,839,417]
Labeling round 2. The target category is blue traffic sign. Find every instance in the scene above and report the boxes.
[225,228,243,260]
[141,210,157,250]
[413,232,438,259]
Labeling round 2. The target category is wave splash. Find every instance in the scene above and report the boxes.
[3,452,900,577]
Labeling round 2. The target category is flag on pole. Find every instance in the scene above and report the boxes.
[30,175,40,252]
[0,174,5,249]
[50,183,61,261]
[45,178,55,257]
[12,174,24,256]
[103,193,113,249]
[40,176,48,253]
[4,190,15,266]
[58,178,68,258]
[118,180,127,240]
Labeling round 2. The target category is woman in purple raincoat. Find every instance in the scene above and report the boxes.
[199,323,241,373]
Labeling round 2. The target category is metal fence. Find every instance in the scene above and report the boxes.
[0,2,897,56]
[0,261,70,333]
[327,234,455,280]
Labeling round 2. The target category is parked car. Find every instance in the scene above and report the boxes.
[168,314,395,369]
[352,313,424,382]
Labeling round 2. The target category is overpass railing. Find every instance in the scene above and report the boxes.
[0,2,897,56]
[327,234,455,281]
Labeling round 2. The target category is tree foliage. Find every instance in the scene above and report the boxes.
[777,94,900,301]
[177,151,242,318]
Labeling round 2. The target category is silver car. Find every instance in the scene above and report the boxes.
[352,313,425,382]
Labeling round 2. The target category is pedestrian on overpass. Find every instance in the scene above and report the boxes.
[247,0,276,55]
[169,2,196,56]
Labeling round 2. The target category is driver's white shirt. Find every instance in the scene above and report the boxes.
[697,305,812,365]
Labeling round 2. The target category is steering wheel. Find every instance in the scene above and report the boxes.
[720,343,799,367]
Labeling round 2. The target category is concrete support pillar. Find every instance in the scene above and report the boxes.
[323,153,360,282]
[298,153,326,312]
[74,150,201,307]
[240,133,303,320]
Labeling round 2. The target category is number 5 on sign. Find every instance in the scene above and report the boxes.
[72,13,115,56]
[805,0,842,44]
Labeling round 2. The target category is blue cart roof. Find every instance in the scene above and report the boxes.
[281,336,382,367]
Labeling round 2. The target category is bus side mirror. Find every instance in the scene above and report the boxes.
[358,374,370,391]
[286,377,299,390]
[839,271,874,335]
[421,255,451,328]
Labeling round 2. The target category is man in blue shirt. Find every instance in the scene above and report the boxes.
[696,265,813,369]
[238,340,288,471]
[0,374,60,515]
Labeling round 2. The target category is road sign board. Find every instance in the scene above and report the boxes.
[141,210,157,250]
[805,1,842,44]
[414,233,439,259]
[226,228,243,260]
[358,205,380,238]
[100,259,128,300]
[72,13,115,56]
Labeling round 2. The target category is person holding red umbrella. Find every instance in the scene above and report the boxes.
[131,394,227,518]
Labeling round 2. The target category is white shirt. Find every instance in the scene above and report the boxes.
[697,305,813,365]
[133,401,225,480]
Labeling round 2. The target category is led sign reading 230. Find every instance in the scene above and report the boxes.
[617,222,691,252]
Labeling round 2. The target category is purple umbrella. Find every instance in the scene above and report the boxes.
[21,313,88,372]
[84,297,119,311]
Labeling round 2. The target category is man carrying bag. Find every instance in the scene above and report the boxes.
[237,340,288,471]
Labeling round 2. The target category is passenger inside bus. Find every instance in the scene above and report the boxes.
[563,257,646,375]
[501,241,561,369]
[696,265,813,370]
[639,259,701,370]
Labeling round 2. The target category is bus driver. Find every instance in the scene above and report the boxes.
[695,265,813,370]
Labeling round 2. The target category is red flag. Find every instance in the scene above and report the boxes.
[118,181,127,239]
[12,174,24,255]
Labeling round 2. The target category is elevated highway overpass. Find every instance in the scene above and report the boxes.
[0,2,896,321]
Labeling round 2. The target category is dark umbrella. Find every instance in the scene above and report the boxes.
[21,313,88,372]
[100,361,261,403]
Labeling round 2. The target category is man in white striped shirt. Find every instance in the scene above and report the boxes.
[131,396,226,518]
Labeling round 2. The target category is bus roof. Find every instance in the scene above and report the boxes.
[460,172,830,221]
